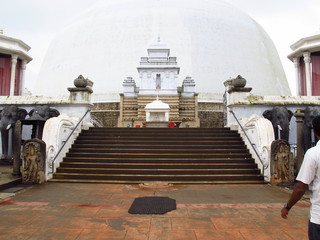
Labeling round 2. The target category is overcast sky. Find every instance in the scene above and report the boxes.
[1,0,320,95]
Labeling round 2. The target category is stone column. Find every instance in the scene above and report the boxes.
[12,120,22,176]
[9,54,18,96]
[295,109,304,172]
[293,57,300,96]
[194,93,200,127]
[118,94,124,127]
[20,60,27,95]
[303,52,312,96]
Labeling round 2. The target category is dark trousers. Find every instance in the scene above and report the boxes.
[309,221,320,240]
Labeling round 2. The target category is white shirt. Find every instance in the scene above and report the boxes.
[297,140,320,224]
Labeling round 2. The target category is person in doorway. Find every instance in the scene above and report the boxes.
[281,115,320,239]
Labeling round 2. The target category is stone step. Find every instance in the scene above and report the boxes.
[74,140,244,145]
[65,152,252,159]
[53,172,264,182]
[56,167,261,175]
[49,179,265,184]
[62,156,255,164]
[71,143,246,149]
[59,162,257,169]
[67,148,249,154]
[52,127,264,184]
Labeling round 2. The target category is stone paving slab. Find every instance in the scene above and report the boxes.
[0,183,310,239]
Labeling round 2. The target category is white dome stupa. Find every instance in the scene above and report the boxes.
[35,0,291,99]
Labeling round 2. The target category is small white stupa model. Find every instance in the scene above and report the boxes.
[145,95,170,127]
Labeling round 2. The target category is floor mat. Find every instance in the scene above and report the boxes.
[128,196,176,214]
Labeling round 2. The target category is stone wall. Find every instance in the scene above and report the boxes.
[198,102,224,128]
[91,102,120,127]
[91,101,224,128]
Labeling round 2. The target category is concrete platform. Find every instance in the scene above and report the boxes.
[0,181,310,239]
[0,165,21,192]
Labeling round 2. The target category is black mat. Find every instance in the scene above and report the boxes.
[128,196,176,214]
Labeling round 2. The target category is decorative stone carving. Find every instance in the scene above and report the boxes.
[229,114,274,181]
[28,105,60,121]
[74,75,93,88]
[0,106,28,160]
[232,75,246,88]
[270,140,294,186]
[68,75,94,103]
[42,114,87,179]
[21,139,46,184]
[263,106,293,141]
[302,106,320,153]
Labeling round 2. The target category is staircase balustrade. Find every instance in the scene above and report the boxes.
[229,110,267,178]
[49,109,90,174]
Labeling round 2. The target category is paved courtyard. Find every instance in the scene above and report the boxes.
[0,181,310,240]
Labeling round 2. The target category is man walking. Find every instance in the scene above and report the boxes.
[281,115,320,239]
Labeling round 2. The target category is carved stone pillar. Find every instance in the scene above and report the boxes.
[295,109,304,172]
[303,52,312,96]
[21,139,46,184]
[12,120,22,176]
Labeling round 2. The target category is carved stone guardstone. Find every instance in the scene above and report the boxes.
[270,140,294,186]
[21,139,46,184]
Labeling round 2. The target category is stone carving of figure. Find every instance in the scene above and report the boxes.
[270,140,294,186]
[21,139,46,184]
[275,144,289,180]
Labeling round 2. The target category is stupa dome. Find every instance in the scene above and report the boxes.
[35,0,291,99]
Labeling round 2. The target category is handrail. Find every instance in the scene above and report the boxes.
[229,110,266,176]
[50,109,90,174]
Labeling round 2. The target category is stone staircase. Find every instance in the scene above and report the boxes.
[51,127,265,184]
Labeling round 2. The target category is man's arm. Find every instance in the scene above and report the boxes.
[281,181,308,219]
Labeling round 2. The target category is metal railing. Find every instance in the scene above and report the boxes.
[229,110,266,176]
[50,109,90,174]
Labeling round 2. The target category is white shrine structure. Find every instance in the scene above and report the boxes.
[118,38,199,127]
[0,30,32,96]
[288,30,320,96]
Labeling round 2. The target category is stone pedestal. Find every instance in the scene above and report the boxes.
[68,75,93,103]
[68,87,93,103]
